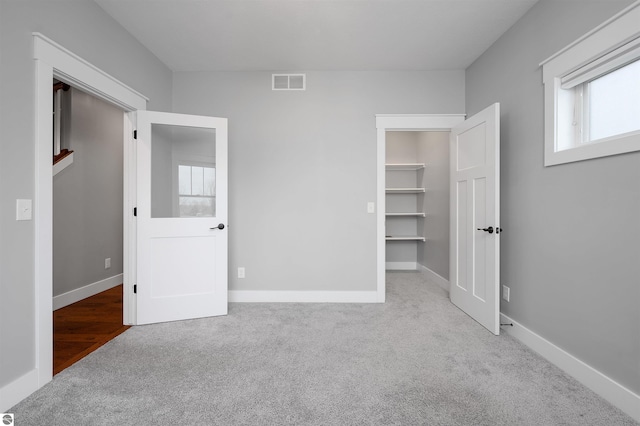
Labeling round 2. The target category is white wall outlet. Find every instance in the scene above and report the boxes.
[16,199,33,221]
[502,285,510,302]
[238,267,246,279]
[367,202,375,214]
[105,258,111,269]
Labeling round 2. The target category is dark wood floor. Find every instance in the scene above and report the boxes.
[53,284,130,375]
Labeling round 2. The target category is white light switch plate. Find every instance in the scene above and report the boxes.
[16,199,33,221]
[367,202,375,214]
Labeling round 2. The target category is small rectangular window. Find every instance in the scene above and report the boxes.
[541,2,640,166]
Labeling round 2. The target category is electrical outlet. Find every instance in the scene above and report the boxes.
[238,267,245,279]
[502,285,510,302]
[105,258,111,269]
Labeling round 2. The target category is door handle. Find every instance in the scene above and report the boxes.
[477,226,494,234]
[210,223,225,230]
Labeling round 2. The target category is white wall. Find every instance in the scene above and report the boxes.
[466,0,639,395]
[53,88,124,298]
[0,0,172,392]
[173,70,465,292]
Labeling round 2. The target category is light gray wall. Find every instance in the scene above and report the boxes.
[466,0,639,394]
[0,1,172,388]
[417,132,449,279]
[173,71,465,291]
[53,88,123,298]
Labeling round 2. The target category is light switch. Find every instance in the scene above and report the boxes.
[367,202,375,214]
[16,199,32,221]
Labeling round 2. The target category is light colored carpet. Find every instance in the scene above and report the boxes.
[11,271,638,425]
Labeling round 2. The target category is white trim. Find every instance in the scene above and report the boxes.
[33,33,148,111]
[376,114,465,131]
[123,113,137,325]
[500,314,640,423]
[375,114,464,305]
[52,152,73,176]
[419,264,450,292]
[33,33,147,398]
[540,1,640,69]
[385,261,418,270]
[229,290,379,303]
[0,369,39,412]
[52,274,123,311]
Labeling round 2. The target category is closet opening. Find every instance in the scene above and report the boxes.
[385,131,450,286]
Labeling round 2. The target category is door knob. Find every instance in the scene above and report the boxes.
[477,226,494,234]
[210,223,225,230]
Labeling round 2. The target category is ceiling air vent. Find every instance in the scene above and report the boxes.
[272,74,306,91]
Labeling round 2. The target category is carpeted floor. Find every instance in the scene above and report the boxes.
[10,271,638,425]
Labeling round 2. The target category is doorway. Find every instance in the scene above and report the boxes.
[52,82,128,373]
[384,130,450,286]
[375,109,501,335]
[34,32,147,389]
[374,114,465,301]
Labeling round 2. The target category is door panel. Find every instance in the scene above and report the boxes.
[136,110,228,325]
[450,103,500,335]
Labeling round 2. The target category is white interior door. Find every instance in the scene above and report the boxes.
[135,111,228,325]
[449,103,500,335]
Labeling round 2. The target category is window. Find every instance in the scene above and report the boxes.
[178,164,216,217]
[541,2,640,166]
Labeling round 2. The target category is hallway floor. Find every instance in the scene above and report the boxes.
[53,285,129,375]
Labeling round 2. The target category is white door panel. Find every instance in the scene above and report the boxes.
[136,110,228,325]
[450,103,500,335]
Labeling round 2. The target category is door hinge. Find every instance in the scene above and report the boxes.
[133,130,137,139]
[133,284,137,294]
[133,207,137,216]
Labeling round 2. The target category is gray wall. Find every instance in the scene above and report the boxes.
[465,0,639,394]
[0,0,173,388]
[417,132,449,279]
[173,71,465,291]
[53,88,124,298]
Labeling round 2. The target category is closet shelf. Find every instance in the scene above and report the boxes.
[386,212,426,217]
[385,236,426,242]
[386,188,425,193]
[385,163,425,170]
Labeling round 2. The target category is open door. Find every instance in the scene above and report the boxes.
[449,103,500,335]
[135,111,228,325]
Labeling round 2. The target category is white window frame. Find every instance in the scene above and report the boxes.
[541,1,640,166]
[172,155,216,217]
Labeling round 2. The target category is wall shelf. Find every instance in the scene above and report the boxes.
[385,236,426,241]
[385,188,425,193]
[386,212,426,217]
[385,163,425,170]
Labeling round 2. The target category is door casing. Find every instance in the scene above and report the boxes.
[33,33,147,397]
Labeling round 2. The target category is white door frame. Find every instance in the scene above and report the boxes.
[375,114,465,302]
[33,33,147,393]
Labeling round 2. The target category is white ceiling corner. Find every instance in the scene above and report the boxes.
[94,0,539,72]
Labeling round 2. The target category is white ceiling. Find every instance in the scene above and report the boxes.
[95,0,539,72]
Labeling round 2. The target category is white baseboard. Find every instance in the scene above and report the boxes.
[500,313,640,423]
[53,274,123,310]
[0,368,38,412]
[418,264,450,292]
[385,261,417,270]
[229,290,380,303]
